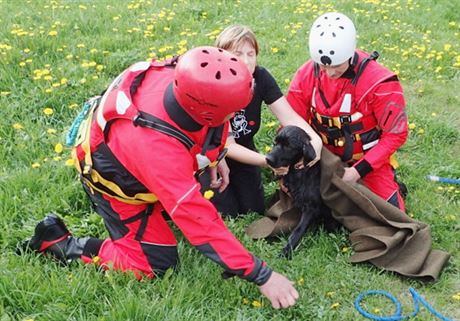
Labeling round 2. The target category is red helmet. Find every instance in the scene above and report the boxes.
[173,46,253,127]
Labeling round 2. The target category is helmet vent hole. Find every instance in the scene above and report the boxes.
[229,68,237,76]
[320,32,324,36]
[332,32,336,37]
[339,26,344,29]
[230,57,237,61]
[202,49,210,54]
[330,50,335,55]
[319,49,323,54]
[215,71,221,79]
[218,49,223,52]
[316,24,321,28]
[201,62,208,68]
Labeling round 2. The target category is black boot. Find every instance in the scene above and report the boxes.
[19,214,102,264]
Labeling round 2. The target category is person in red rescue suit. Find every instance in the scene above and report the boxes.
[20,47,299,309]
[287,12,408,211]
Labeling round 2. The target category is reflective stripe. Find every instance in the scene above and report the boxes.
[339,93,352,113]
[362,139,379,150]
[170,183,199,216]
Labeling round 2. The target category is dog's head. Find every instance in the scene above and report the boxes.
[265,126,317,169]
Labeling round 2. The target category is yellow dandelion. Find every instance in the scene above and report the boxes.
[96,64,104,72]
[204,190,214,200]
[54,143,63,153]
[266,121,277,128]
[242,298,250,305]
[447,214,456,221]
[331,302,340,309]
[13,123,24,130]
[65,159,75,167]
[373,308,381,313]
[326,291,335,297]
[43,108,54,115]
[32,162,41,168]
[284,79,290,84]
[60,78,68,85]
[53,156,62,161]
[264,146,272,153]
[444,44,452,51]
[297,277,304,286]
[24,48,31,53]
[252,300,263,308]
[48,30,58,36]
[431,112,437,117]
[417,128,424,134]
[452,292,460,300]
[342,246,349,253]
[408,123,416,129]
[19,61,26,67]
[271,47,279,53]
[80,78,87,84]
[92,256,101,264]
[45,88,53,93]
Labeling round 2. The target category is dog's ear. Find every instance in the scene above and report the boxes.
[302,142,316,165]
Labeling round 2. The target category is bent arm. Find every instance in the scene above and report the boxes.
[225,134,267,167]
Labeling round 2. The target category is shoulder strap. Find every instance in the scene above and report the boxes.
[132,111,194,150]
[352,51,379,85]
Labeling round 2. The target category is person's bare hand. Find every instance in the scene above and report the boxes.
[258,271,299,309]
[342,166,360,183]
[209,160,230,192]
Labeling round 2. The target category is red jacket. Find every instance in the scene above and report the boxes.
[75,60,272,284]
[287,50,408,177]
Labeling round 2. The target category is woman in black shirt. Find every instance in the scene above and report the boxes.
[204,25,322,217]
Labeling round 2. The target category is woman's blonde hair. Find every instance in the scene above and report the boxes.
[215,24,259,55]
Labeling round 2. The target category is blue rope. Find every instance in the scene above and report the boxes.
[355,288,457,321]
[65,101,92,147]
[426,175,460,185]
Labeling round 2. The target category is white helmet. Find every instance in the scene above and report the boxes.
[309,12,356,66]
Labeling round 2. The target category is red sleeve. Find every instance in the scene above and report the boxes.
[110,121,272,285]
[286,63,313,121]
[354,80,408,172]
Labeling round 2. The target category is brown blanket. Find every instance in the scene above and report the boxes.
[246,148,450,281]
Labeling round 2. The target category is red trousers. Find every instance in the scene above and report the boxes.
[361,162,405,212]
[81,186,178,278]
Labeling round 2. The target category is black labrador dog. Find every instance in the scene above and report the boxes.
[265,125,337,258]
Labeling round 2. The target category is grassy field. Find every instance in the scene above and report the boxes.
[0,0,459,320]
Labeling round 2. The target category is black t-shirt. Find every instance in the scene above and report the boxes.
[230,66,282,149]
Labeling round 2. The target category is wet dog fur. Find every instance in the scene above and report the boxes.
[266,125,338,258]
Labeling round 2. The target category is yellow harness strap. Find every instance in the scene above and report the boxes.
[72,98,158,205]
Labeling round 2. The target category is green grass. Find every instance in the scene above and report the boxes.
[0,0,459,320]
